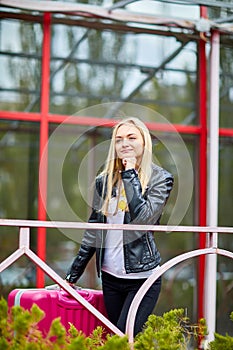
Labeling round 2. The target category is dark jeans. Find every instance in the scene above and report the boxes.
[101,271,161,337]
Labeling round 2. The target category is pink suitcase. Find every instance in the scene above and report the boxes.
[8,287,108,336]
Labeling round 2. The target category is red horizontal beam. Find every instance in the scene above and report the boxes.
[0,110,233,136]
[48,114,118,128]
[49,114,202,134]
[146,122,201,134]
[0,111,41,121]
[219,128,233,137]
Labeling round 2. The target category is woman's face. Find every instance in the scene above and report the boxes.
[115,123,144,163]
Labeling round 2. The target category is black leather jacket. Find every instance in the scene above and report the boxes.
[66,163,173,283]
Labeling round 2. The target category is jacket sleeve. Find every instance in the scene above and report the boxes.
[65,177,103,284]
[121,167,173,225]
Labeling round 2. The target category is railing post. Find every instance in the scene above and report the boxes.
[204,29,220,344]
[0,226,30,272]
[19,227,30,248]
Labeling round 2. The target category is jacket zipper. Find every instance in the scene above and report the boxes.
[99,230,103,277]
[99,213,104,277]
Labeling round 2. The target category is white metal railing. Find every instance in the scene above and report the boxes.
[0,219,233,346]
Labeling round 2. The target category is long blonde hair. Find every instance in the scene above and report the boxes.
[100,117,152,215]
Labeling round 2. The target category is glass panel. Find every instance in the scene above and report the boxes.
[217,137,233,335]
[155,135,197,322]
[219,138,233,227]
[216,255,233,335]
[208,7,233,130]
[50,24,197,124]
[0,121,40,294]
[0,19,42,112]
[46,123,112,285]
[0,120,40,219]
[219,46,233,129]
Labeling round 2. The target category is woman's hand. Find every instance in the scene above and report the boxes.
[122,157,137,170]
[64,279,76,289]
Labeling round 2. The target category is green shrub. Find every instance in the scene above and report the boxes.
[0,296,232,349]
[208,312,233,350]
[134,308,207,350]
[0,296,130,350]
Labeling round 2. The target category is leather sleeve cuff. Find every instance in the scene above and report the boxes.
[65,274,71,281]
[65,273,78,284]
[121,168,138,178]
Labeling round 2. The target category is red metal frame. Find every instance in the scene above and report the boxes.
[197,5,208,326]
[0,7,233,319]
[1,110,232,137]
[37,12,51,287]
[197,35,208,326]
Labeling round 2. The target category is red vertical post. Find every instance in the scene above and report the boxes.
[37,12,51,287]
[198,6,208,323]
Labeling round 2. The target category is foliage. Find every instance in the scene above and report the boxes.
[1,296,233,350]
[208,311,233,350]
[0,297,130,350]
[134,308,207,350]
[0,297,204,350]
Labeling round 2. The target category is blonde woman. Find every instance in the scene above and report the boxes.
[65,117,173,336]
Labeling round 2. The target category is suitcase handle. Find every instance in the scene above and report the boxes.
[45,284,82,291]
[58,290,93,305]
